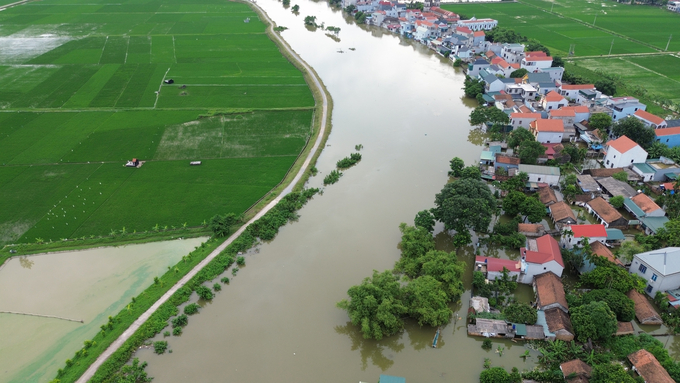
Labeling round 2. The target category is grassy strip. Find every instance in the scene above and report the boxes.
[82,189,319,383]
[51,236,224,383]
[0,227,212,268]
[564,61,672,116]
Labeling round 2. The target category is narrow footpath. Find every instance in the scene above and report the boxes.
[75,3,330,381]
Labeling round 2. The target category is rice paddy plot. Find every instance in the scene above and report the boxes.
[0,0,315,244]
[569,56,680,104]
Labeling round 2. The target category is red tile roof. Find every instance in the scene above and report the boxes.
[560,359,592,379]
[549,201,576,223]
[561,84,595,90]
[544,91,566,102]
[474,31,485,37]
[656,127,680,137]
[631,193,662,214]
[525,56,553,61]
[606,135,639,154]
[628,349,674,383]
[634,109,665,125]
[586,197,624,224]
[511,113,542,120]
[591,241,623,267]
[550,109,575,117]
[495,154,520,165]
[531,119,564,133]
[562,105,590,113]
[627,289,663,325]
[570,224,607,238]
[523,234,564,267]
[475,256,521,272]
[456,26,472,34]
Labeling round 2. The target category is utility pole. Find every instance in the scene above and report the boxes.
[593,15,597,26]
[550,2,554,12]
[666,34,673,51]
[609,39,614,55]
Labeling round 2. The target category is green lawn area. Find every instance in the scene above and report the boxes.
[0,0,315,244]
[442,0,680,55]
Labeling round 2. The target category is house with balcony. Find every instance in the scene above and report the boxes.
[521,51,553,72]
[541,91,568,111]
[634,109,667,129]
[606,97,646,121]
[457,17,498,31]
[500,43,525,64]
[559,84,595,101]
[505,83,537,102]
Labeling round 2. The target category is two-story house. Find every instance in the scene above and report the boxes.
[630,247,680,297]
[519,234,564,284]
[603,135,648,169]
[530,119,564,144]
[633,109,667,129]
[541,91,568,111]
[606,97,646,121]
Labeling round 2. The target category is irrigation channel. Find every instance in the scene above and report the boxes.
[0,237,206,382]
[133,1,531,381]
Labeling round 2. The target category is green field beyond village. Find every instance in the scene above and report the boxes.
[442,0,680,108]
[0,0,315,245]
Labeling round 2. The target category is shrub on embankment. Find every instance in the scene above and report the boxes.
[65,189,318,383]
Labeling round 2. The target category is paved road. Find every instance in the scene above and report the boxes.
[75,3,329,382]
[0,0,34,11]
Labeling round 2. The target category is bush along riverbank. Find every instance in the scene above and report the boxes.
[323,147,363,185]
[56,189,319,383]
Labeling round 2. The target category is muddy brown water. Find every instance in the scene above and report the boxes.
[135,1,540,381]
[0,237,206,383]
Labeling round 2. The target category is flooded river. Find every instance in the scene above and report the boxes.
[0,237,205,382]
[136,1,538,382]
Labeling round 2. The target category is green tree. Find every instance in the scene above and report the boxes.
[590,363,636,383]
[500,172,529,192]
[196,285,214,300]
[618,240,644,264]
[282,0,290,6]
[526,39,550,55]
[336,270,408,340]
[414,210,435,232]
[551,56,564,67]
[518,140,546,165]
[469,106,510,127]
[657,219,680,246]
[153,341,168,354]
[303,15,316,26]
[580,289,635,321]
[460,165,482,180]
[570,301,617,342]
[612,171,628,182]
[291,4,299,12]
[209,213,238,238]
[449,157,465,177]
[394,223,435,277]
[404,275,452,327]
[647,142,670,159]
[485,26,525,44]
[595,78,616,96]
[418,250,465,299]
[612,117,656,149]
[507,127,534,149]
[589,113,612,139]
[581,263,645,293]
[110,358,153,383]
[561,144,586,165]
[610,195,625,208]
[509,68,528,78]
[433,178,496,233]
[464,76,484,98]
[502,191,526,217]
[504,303,537,324]
[521,197,546,223]
[480,367,510,383]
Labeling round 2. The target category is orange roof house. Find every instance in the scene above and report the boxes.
[606,135,639,154]
[628,349,674,383]
[634,109,667,128]
[530,119,565,132]
[534,271,568,312]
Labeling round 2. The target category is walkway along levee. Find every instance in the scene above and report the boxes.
[75,2,330,382]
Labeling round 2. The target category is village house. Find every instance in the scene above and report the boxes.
[505,83,537,102]
[524,72,557,95]
[494,153,520,174]
[669,0,680,11]
[579,241,624,274]
[562,105,590,123]
[549,201,577,227]
[645,157,680,181]
[560,359,592,383]
[656,127,680,148]
[543,307,574,341]
[634,109,667,129]
[606,97,646,121]
[559,84,595,101]
[520,235,564,283]
[521,51,553,72]
[533,271,568,312]
[518,164,561,186]
[632,162,656,182]
[624,193,668,235]
[560,224,608,249]
[510,112,541,129]
[628,349,674,383]
[616,321,635,336]
[630,247,680,297]
[467,57,490,76]
[539,66,564,83]
[576,174,599,193]
[541,91,568,111]
[479,69,504,93]
[529,119,564,144]
[518,223,546,238]
[538,185,558,206]
[474,256,521,281]
[500,43,525,64]
[548,109,575,130]
[596,176,637,199]
[585,196,628,228]
[627,289,663,325]
[603,135,648,169]
[457,17,498,31]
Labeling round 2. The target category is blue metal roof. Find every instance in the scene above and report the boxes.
[380,375,406,383]
[606,228,625,241]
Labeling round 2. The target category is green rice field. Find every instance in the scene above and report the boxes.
[0,0,315,244]
[442,0,680,56]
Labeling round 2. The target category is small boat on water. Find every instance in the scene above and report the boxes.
[432,327,441,348]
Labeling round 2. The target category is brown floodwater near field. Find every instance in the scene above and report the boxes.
[135,1,540,381]
[0,237,205,382]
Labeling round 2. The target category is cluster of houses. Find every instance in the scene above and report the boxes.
[668,1,680,12]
